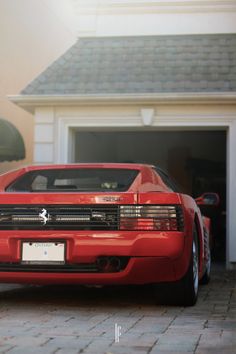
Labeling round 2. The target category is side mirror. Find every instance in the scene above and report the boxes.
[195,193,220,207]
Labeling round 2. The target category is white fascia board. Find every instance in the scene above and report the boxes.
[8,92,236,114]
[74,0,236,14]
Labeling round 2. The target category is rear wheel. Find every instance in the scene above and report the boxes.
[155,226,199,306]
[180,234,199,306]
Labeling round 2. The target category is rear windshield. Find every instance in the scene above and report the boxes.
[6,168,139,192]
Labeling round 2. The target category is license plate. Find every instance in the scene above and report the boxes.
[22,242,65,264]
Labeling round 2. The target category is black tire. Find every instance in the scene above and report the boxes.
[178,230,199,306]
[200,249,211,285]
[154,226,199,306]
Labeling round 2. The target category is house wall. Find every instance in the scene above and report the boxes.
[2,0,235,175]
[3,0,236,267]
[0,0,76,173]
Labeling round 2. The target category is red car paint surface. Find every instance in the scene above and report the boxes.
[0,163,210,304]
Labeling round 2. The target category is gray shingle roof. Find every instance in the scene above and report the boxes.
[21,34,236,95]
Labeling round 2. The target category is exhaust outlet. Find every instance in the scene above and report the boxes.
[109,256,121,272]
[96,256,109,271]
[96,256,122,272]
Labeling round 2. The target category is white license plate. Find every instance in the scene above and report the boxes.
[22,242,65,264]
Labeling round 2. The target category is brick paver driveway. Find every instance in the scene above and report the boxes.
[0,264,235,354]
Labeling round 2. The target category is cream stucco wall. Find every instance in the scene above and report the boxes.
[3,0,236,175]
[0,0,77,173]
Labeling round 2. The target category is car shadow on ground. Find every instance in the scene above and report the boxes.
[0,283,159,308]
[0,262,231,308]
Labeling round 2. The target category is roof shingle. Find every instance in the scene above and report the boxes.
[21,34,236,95]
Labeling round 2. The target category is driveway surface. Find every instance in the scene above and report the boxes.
[0,264,235,354]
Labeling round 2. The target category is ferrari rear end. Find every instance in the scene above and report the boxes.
[0,194,192,285]
[0,164,194,292]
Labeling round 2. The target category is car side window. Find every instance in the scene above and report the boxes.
[153,168,181,193]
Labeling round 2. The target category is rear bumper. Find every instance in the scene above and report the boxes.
[0,230,192,284]
[0,257,178,285]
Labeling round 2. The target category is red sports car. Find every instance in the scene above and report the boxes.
[0,163,213,306]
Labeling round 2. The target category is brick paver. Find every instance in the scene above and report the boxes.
[0,264,235,354]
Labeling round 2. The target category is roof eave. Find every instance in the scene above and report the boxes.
[9,92,236,114]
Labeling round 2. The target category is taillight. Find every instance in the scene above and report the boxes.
[119,205,184,231]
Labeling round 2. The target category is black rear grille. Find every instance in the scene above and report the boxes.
[0,205,119,230]
[0,204,184,231]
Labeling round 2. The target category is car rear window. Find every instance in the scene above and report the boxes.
[6,168,139,192]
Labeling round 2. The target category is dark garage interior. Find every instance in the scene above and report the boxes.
[74,130,226,261]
